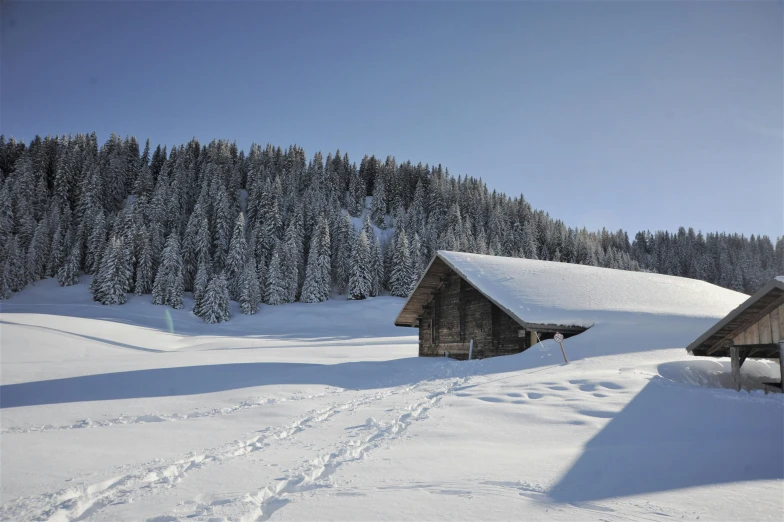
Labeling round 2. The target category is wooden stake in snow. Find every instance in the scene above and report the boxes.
[469,339,473,360]
[554,332,568,364]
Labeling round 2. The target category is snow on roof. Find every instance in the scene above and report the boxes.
[407,251,748,330]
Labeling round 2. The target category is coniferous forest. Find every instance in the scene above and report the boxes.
[0,134,780,323]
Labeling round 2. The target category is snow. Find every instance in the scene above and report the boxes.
[1,275,782,521]
[438,251,749,328]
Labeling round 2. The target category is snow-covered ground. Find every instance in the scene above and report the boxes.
[1,276,783,521]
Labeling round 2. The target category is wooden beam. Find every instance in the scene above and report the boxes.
[731,346,742,392]
[706,294,784,356]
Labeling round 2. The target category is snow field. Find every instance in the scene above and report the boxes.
[1,275,783,521]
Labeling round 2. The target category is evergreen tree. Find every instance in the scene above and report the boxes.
[197,273,231,324]
[301,217,331,303]
[134,230,154,295]
[192,255,211,315]
[348,230,372,300]
[239,258,261,314]
[57,243,81,287]
[151,232,184,309]
[225,213,248,300]
[370,235,383,297]
[389,229,414,297]
[265,243,286,305]
[93,236,132,305]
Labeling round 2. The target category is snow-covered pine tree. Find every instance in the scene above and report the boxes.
[26,217,51,284]
[370,173,387,227]
[5,235,26,293]
[192,255,211,315]
[151,232,184,309]
[317,217,332,299]
[57,242,81,287]
[301,217,332,303]
[370,235,383,297]
[239,258,261,314]
[410,232,425,280]
[85,209,107,274]
[265,242,286,305]
[389,229,414,297]
[225,213,248,300]
[94,236,132,305]
[134,229,154,295]
[348,230,372,300]
[197,272,231,324]
[281,219,302,303]
[0,259,11,300]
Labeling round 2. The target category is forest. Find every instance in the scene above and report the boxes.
[0,133,780,323]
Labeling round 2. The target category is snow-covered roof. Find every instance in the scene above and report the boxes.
[686,276,784,358]
[395,251,748,331]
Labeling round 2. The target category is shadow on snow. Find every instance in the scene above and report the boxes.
[549,377,784,502]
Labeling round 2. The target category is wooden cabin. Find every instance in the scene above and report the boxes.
[686,277,784,392]
[395,252,587,359]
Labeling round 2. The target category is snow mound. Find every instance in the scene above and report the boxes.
[439,251,748,328]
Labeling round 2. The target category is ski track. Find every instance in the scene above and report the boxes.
[174,377,466,522]
[0,381,432,522]
[1,392,332,435]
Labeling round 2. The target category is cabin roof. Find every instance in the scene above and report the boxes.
[395,251,747,331]
[686,277,784,358]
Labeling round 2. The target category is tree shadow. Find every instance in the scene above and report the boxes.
[549,377,784,503]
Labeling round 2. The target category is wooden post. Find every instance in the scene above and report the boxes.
[731,346,741,392]
[559,341,569,364]
[469,339,473,361]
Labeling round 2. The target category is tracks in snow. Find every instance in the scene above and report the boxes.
[0,380,445,522]
[178,378,465,522]
[1,392,329,434]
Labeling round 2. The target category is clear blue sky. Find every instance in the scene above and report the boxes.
[2,1,782,239]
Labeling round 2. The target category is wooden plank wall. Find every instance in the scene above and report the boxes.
[418,272,530,358]
[733,304,784,346]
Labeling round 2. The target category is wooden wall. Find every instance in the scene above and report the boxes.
[733,303,784,346]
[418,272,530,359]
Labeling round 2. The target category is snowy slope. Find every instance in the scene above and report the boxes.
[1,275,782,522]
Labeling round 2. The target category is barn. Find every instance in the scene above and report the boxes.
[395,252,588,359]
[686,276,784,392]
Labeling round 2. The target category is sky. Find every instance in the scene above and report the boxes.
[1,1,782,239]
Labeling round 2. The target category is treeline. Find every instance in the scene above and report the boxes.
[0,134,780,322]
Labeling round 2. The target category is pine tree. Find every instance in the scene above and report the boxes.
[134,229,154,295]
[239,258,261,314]
[197,273,231,324]
[26,217,51,284]
[265,243,286,305]
[94,236,132,305]
[86,209,107,274]
[57,243,81,287]
[151,232,184,309]
[225,213,248,300]
[389,229,414,297]
[6,236,26,292]
[301,217,331,303]
[370,235,383,297]
[370,173,387,227]
[192,255,211,315]
[0,258,11,300]
[348,230,372,300]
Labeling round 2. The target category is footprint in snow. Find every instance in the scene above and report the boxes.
[527,392,544,399]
